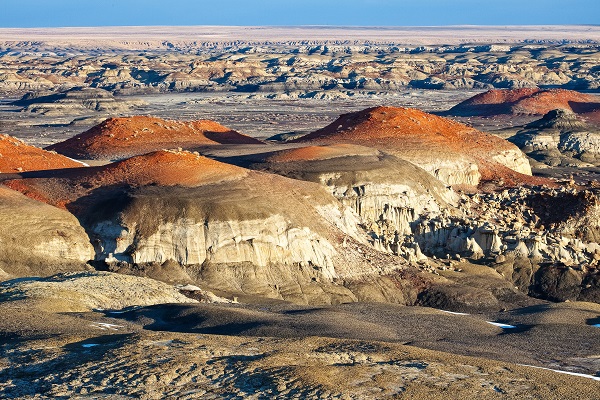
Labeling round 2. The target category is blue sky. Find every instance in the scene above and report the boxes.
[0,0,598,27]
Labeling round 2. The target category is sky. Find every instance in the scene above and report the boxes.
[0,0,598,28]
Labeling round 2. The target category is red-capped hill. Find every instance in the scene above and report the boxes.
[448,88,600,116]
[46,116,263,160]
[295,106,516,154]
[93,149,247,187]
[5,150,247,209]
[0,134,84,173]
[293,106,535,187]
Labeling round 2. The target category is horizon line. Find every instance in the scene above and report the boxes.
[2,24,600,29]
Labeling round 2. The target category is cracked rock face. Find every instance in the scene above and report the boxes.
[244,141,599,302]
[410,186,600,302]
[246,144,458,260]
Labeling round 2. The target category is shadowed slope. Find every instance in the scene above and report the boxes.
[5,150,407,304]
[0,185,93,279]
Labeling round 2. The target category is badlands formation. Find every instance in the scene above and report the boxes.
[1,28,600,398]
[1,27,600,99]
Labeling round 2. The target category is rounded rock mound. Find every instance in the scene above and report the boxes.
[448,88,600,116]
[0,185,94,280]
[508,108,600,166]
[0,271,197,312]
[46,116,263,160]
[293,106,536,187]
[0,134,84,173]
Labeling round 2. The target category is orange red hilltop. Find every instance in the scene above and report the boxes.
[294,106,520,156]
[448,88,600,116]
[46,116,263,160]
[0,134,84,173]
[293,106,549,187]
[4,150,248,209]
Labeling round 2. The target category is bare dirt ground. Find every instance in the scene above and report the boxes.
[1,293,599,399]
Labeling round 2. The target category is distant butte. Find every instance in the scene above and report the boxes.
[293,106,539,187]
[0,134,84,173]
[447,88,600,117]
[46,116,263,160]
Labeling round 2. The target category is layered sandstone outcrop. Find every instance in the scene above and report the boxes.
[401,186,600,302]
[293,106,533,186]
[2,37,600,96]
[506,109,600,166]
[246,143,458,259]
[6,150,407,304]
[46,116,263,160]
[12,87,147,116]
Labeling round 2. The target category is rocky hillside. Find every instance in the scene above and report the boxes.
[293,106,534,186]
[6,149,412,304]
[12,87,147,116]
[0,186,93,279]
[506,109,600,167]
[448,88,600,116]
[245,144,457,257]
[0,134,85,173]
[46,116,263,160]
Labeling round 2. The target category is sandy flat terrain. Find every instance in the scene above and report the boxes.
[0,25,599,46]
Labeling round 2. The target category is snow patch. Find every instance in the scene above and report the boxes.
[90,322,123,331]
[519,364,600,382]
[438,309,470,315]
[487,321,517,329]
